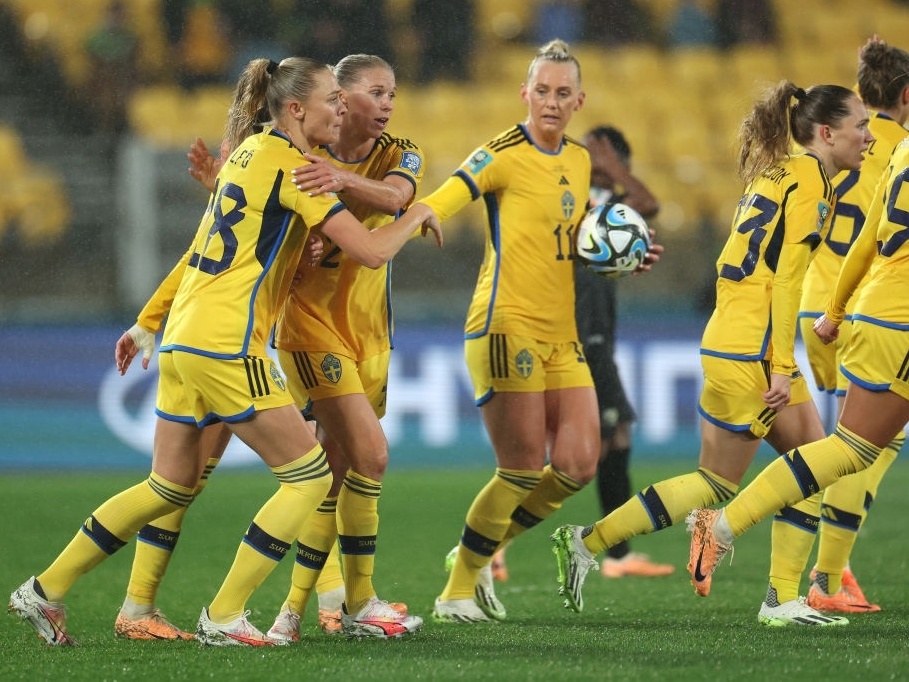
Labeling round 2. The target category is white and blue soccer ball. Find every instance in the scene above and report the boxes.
[576,202,651,279]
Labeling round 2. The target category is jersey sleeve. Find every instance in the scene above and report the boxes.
[419,175,476,223]
[785,168,833,247]
[770,238,812,375]
[825,173,886,324]
[136,247,192,333]
[385,141,425,206]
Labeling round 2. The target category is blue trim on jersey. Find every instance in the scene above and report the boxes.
[851,314,909,331]
[322,144,371,165]
[519,123,563,155]
[385,169,418,192]
[840,364,891,392]
[699,347,766,362]
[386,259,395,350]
[696,403,753,432]
[454,169,482,200]
[466,191,504,338]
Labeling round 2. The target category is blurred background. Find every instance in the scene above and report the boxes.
[1,0,904,469]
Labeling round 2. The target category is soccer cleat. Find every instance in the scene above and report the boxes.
[444,543,506,619]
[341,597,422,638]
[431,597,492,624]
[807,567,881,614]
[114,609,194,641]
[491,546,509,582]
[8,577,78,646]
[196,608,274,647]
[601,552,675,578]
[758,597,850,627]
[318,608,343,635]
[686,508,733,597]
[267,607,301,643]
[551,525,598,613]
[475,563,507,620]
[318,598,408,635]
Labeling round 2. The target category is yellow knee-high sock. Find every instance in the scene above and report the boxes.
[126,457,220,610]
[815,432,902,593]
[440,468,541,602]
[125,507,188,609]
[587,468,738,555]
[337,471,381,613]
[502,465,583,543]
[726,424,882,538]
[37,472,193,602]
[208,445,330,623]
[282,496,339,615]
[767,492,821,605]
[315,541,344,598]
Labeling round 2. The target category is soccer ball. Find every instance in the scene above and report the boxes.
[575,202,651,279]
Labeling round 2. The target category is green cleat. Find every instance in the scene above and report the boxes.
[551,525,598,613]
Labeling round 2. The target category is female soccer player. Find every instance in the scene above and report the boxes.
[110,54,425,642]
[688,133,909,606]
[792,37,909,614]
[8,56,441,647]
[417,39,658,624]
[552,80,872,625]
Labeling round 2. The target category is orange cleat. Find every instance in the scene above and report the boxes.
[686,508,733,597]
[115,609,194,641]
[601,552,675,578]
[807,566,881,614]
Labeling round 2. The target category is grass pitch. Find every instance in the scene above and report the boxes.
[3,460,908,681]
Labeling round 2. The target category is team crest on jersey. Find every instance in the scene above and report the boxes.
[321,354,342,383]
[269,362,286,392]
[515,349,534,379]
[400,151,422,174]
[467,149,493,174]
[816,201,831,230]
[561,191,576,220]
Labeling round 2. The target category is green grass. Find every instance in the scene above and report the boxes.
[3,460,908,681]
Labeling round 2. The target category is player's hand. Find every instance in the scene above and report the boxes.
[188,138,227,192]
[303,232,324,267]
[763,373,791,412]
[412,203,443,247]
[115,324,156,375]
[633,230,663,274]
[813,314,840,344]
[293,154,349,195]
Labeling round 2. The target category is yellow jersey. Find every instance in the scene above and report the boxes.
[702,153,836,374]
[275,133,424,358]
[160,128,344,358]
[800,112,908,315]
[421,124,591,343]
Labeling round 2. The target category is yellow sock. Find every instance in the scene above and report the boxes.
[440,468,540,602]
[125,456,220,608]
[283,496,339,615]
[502,465,583,543]
[726,425,882,537]
[315,542,344,599]
[815,432,901,593]
[337,471,381,613]
[768,492,821,604]
[587,467,737,555]
[208,445,330,623]
[38,472,193,602]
